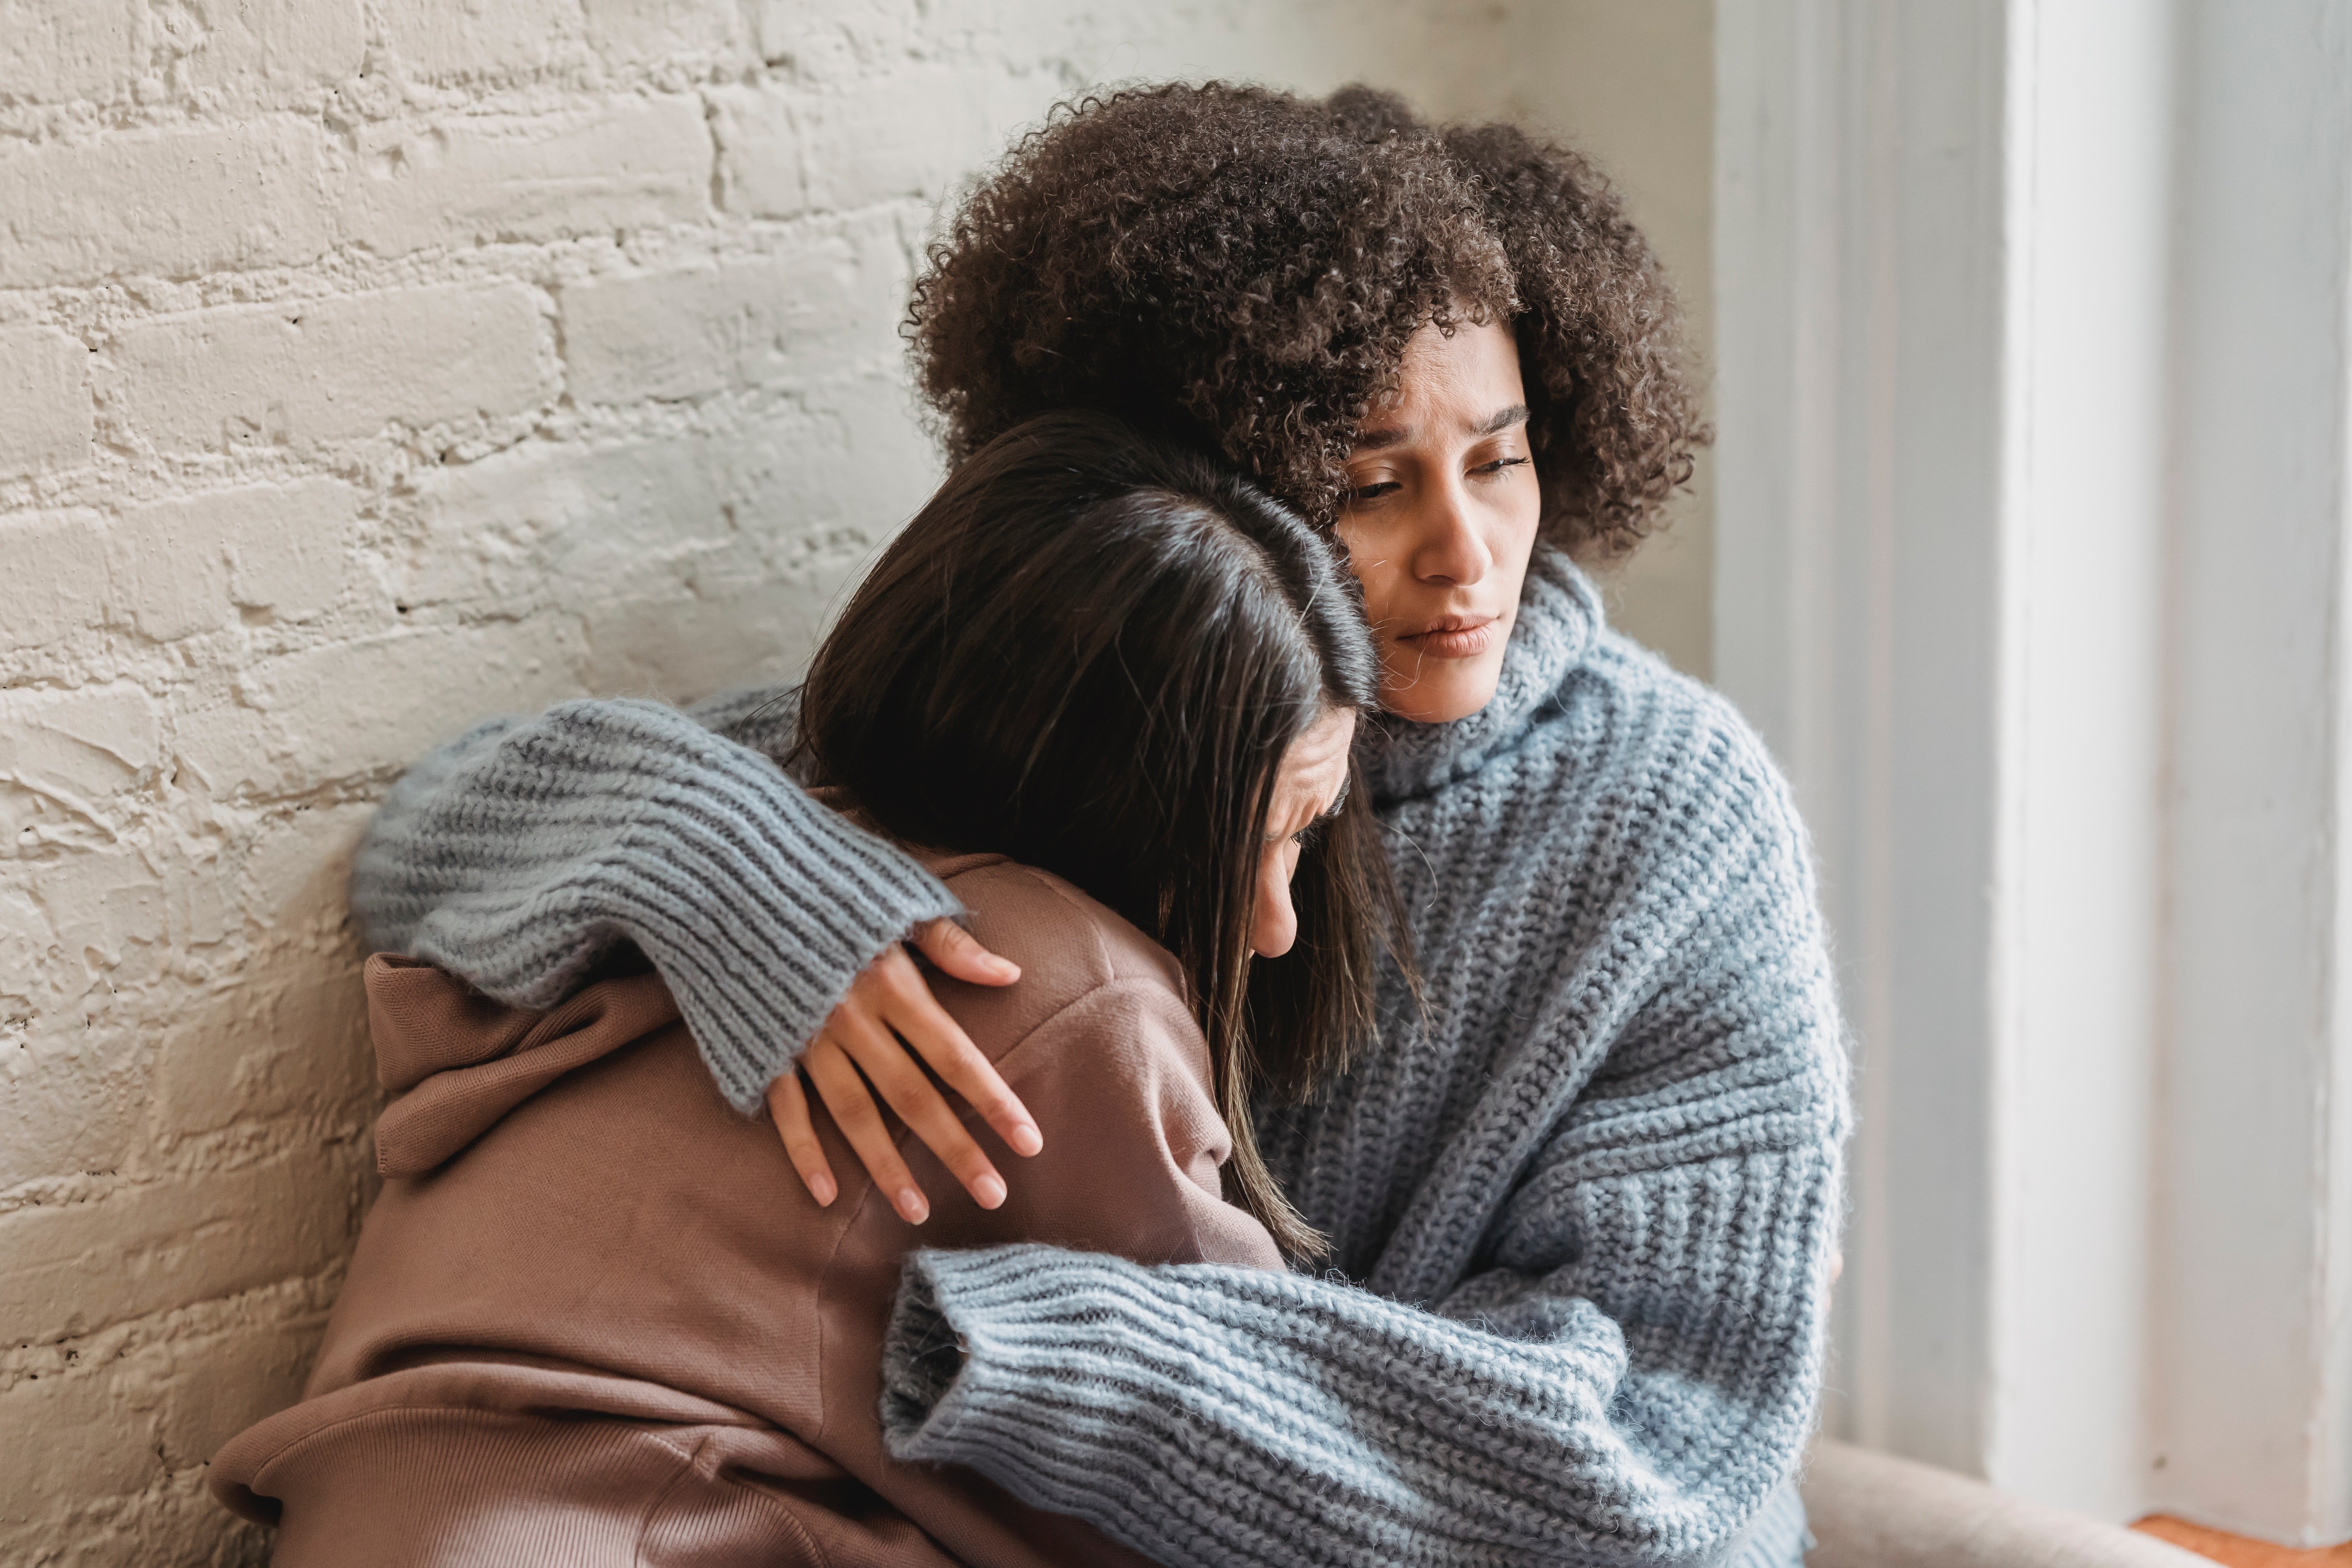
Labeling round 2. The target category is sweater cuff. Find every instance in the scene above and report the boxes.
[635,875,963,1115]
[878,1255,968,1444]
[878,1246,1233,1478]
[878,1247,1094,1465]
[597,747,964,1111]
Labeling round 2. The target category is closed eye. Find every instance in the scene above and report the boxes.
[1289,784,1348,850]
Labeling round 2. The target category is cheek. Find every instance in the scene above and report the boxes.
[1335,522,1393,612]
[1362,562,1411,635]
[1504,477,1543,552]
[1479,490,1541,605]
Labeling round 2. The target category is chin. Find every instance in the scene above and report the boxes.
[1380,661,1505,725]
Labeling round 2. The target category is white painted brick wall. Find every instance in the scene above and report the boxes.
[0,1,1532,1559]
[0,327,96,475]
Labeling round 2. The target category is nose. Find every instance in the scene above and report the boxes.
[1410,475,1494,587]
[1251,844,1299,958]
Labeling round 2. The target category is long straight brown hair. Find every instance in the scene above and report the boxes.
[791,412,1399,1259]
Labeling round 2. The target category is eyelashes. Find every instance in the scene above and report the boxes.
[1345,454,1529,504]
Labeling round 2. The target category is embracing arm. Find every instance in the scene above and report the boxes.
[881,1157,1837,1566]
[877,765,1848,1566]
[350,690,960,1112]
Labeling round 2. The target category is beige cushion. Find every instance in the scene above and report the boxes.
[1802,1441,2213,1568]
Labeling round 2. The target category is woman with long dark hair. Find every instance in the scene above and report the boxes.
[210,414,1392,1563]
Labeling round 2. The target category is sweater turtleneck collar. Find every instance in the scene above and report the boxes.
[1360,548,1601,804]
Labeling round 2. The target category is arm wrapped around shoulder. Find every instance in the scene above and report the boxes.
[350,695,959,1111]
[880,1247,1645,1565]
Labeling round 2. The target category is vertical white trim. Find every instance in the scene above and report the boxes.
[2154,0,2352,1541]
[1985,0,2173,1517]
[1721,0,2352,1539]
[1716,0,2246,1528]
[1715,0,2015,1479]
[1984,0,2038,1492]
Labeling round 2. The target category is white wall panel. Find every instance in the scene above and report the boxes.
[1718,0,2352,1540]
[2155,0,2352,1540]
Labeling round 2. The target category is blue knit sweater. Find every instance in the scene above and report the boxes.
[352,550,1849,1567]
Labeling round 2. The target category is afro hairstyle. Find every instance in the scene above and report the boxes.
[906,81,1708,554]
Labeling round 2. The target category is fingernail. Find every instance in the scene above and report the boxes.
[899,1189,929,1225]
[988,958,1021,980]
[809,1172,837,1207]
[1008,1123,1042,1157]
[974,1173,1007,1209]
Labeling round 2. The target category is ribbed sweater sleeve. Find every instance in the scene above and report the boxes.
[877,728,1847,1567]
[348,694,959,1111]
[880,1147,1833,1567]
[882,1247,1652,1566]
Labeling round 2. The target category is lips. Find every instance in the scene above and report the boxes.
[1396,614,1500,660]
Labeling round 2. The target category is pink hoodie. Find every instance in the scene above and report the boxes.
[210,847,1282,1566]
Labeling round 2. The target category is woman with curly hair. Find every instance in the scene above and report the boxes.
[345,83,1846,1568]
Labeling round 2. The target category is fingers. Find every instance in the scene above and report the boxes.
[874,950,1043,1159]
[764,1071,837,1207]
[911,918,1021,987]
[801,1036,932,1225]
[781,935,1041,1224]
[828,1000,1010,1212]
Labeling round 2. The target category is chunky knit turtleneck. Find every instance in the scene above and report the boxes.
[350,549,1849,1567]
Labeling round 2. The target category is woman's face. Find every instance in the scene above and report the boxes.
[1252,708,1357,959]
[1335,319,1543,725]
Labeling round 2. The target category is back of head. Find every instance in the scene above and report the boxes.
[794,412,1391,1257]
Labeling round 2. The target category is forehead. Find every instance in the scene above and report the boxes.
[1274,710,1356,802]
[1380,318,1526,425]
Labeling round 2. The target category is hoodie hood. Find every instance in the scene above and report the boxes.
[367,954,682,1176]
[364,845,1009,1176]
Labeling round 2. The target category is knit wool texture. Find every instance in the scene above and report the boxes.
[348,550,1851,1566]
[351,688,961,1112]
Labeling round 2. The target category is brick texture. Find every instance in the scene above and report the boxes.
[0,1,1521,1561]
[0,326,95,476]
[0,0,142,105]
[0,123,339,287]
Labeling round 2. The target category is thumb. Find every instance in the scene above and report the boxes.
[911,918,1020,986]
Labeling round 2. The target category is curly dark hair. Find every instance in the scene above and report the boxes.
[907,81,1707,554]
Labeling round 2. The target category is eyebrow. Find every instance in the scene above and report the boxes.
[1304,774,1352,831]
[1269,775,1351,841]
[1351,402,1530,454]
[1478,402,1532,437]
[1317,775,1352,823]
